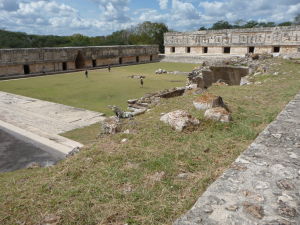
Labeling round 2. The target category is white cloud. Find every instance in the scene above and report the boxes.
[158,0,168,10]
[92,0,130,22]
[0,0,19,11]
[0,0,299,36]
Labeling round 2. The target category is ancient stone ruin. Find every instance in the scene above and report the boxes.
[0,45,159,79]
[164,26,300,56]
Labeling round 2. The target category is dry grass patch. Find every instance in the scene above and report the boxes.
[0,59,300,225]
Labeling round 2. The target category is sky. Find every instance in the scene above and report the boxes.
[0,0,299,36]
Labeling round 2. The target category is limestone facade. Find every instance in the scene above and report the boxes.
[164,26,300,55]
[0,45,159,77]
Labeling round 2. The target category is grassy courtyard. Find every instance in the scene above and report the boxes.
[0,62,197,115]
[0,59,300,225]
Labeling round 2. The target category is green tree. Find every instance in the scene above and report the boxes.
[278,21,292,26]
[211,20,232,30]
[294,14,300,25]
[198,26,207,31]
[130,21,169,53]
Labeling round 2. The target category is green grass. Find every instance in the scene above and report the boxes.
[0,59,300,225]
[0,62,197,115]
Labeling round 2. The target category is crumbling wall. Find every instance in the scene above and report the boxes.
[0,45,159,78]
[165,26,300,55]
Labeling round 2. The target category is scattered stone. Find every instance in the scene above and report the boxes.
[204,107,232,123]
[160,110,200,132]
[255,181,270,190]
[155,68,167,74]
[263,219,291,225]
[66,147,81,157]
[276,179,295,190]
[121,138,128,143]
[225,205,239,211]
[273,72,279,76]
[177,173,189,179]
[243,202,264,219]
[127,99,138,104]
[243,190,265,202]
[149,171,166,182]
[123,129,130,134]
[193,93,229,111]
[101,116,121,134]
[251,54,260,60]
[129,75,145,79]
[109,105,134,119]
[122,183,133,194]
[272,133,282,139]
[204,148,210,153]
[42,214,61,225]
[240,76,252,86]
[26,162,41,169]
[203,205,213,213]
[278,202,297,218]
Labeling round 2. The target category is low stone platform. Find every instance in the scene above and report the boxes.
[174,92,300,225]
[0,91,105,155]
[160,54,243,64]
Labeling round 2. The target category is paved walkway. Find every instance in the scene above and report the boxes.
[174,92,300,225]
[0,91,105,156]
[0,130,61,172]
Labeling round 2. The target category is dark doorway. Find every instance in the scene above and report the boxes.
[23,65,30,74]
[150,55,153,61]
[203,47,208,54]
[119,57,123,64]
[186,47,191,53]
[62,62,67,71]
[75,51,85,69]
[136,56,139,63]
[92,60,97,67]
[171,47,175,53]
[224,47,231,54]
[273,46,280,53]
[248,47,255,53]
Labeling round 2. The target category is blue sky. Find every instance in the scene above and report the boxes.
[0,0,299,36]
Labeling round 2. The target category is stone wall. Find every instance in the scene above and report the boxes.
[0,45,159,78]
[165,26,300,55]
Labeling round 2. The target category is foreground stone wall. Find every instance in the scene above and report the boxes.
[0,45,159,77]
[165,26,300,55]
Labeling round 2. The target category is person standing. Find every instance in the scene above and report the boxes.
[85,70,88,78]
[108,65,111,72]
[140,77,144,88]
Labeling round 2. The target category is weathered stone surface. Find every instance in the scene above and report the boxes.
[165,26,300,57]
[204,107,232,123]
[173,92,300,225]
[160,110,200,132]
[101,116,121,134]
[0,45,159,78]
[240,76,253,86]
[155,68,167,74]
[193,93,228,111]
[243,202,264,219]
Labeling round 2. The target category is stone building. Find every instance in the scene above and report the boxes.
[164,26,300,56]
[0,45,159,78]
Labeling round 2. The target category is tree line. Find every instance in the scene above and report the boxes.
[0,21,168,52]
[1,15,300,52]
[199,14,300,30]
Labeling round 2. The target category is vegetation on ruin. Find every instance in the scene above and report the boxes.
[0,21,168,52]
[0,62,196,116]
[0,59,300,225]
[198,14,300,30]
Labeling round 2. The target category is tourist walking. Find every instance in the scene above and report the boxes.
[85,70,88,78]
[140,77,144,88]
